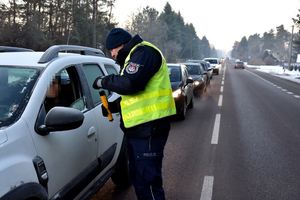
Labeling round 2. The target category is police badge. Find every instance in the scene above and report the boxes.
[125,62,140,74]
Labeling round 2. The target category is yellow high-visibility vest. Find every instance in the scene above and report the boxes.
[120,41,176,128]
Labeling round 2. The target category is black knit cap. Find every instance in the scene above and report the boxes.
[105,28,132,50]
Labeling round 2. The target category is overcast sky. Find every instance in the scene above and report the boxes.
[113,0,300,52]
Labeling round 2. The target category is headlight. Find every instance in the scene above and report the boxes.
[172,89,182,98]
[194,81,200,86]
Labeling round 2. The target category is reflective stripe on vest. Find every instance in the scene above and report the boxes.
[120,41,176,128]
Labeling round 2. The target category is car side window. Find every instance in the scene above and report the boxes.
[200,63,206,70]
[104,64,119,75]
[81,63,109,105]
[44,66,86,113]
[199,65,205,74]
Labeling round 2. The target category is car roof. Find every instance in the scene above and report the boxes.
[167,63,182,67]
[0,52,46,67]
[0,45,106,68]
[182,62,200,66]
[204,57,219,60]
[0,46,34,52]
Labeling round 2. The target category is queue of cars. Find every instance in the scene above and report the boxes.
[167,57,221,120]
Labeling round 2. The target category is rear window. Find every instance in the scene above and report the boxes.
[0,66,40,127]
[168,65,181,82]
[204,59,218,64]
[185,64,202,75]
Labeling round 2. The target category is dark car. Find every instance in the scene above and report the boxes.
[234,60,245,69]
[186,59,213,82]
[168,63,194,120]
[183,62,208,97]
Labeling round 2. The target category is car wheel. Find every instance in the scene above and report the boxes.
[194,89,200,98]
[111,138,131,188]
[188,97,194,109]
[178,100,187,120]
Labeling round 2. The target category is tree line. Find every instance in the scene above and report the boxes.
[124,3,219,62]
[231,10,300,65]
[0,0,116,51]
[0,1,217,62]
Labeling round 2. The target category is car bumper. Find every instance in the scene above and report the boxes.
[213,68,219,74]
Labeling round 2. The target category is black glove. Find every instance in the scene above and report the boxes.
[93,76,103,89]
[101,104,109,117]
[101,97,121,117]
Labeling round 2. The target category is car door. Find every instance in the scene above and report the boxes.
[80,62,123,168]
[33,65,98,198]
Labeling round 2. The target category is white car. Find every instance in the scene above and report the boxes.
[0,45,129,200]
[203,57,221,75]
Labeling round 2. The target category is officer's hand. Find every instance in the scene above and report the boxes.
[101,99,120,117]
[93,76,103,89]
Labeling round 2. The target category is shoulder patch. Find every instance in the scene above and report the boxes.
[125,62,140,74]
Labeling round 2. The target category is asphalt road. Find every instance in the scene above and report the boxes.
[91,62,300,200]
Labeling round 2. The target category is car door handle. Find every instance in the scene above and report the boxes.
[87,127,96,138]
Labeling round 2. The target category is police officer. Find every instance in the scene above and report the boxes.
[93,28,176,200]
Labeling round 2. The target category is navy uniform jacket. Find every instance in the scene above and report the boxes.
[101,35,170,135]
[101,35,161,94]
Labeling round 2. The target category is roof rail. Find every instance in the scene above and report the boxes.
[38,45,105,63]
[0,46,34,52]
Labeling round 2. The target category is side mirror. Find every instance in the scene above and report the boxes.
[38,106,84,135]
[187,78,194,84]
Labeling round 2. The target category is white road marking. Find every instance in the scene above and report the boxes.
[221,80,224,85]
[218,95,223,107]
[220,86,224,93]
[245,69,300,99]
[200,176,214,200]
[211,114,221,144]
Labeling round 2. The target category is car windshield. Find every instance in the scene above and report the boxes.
[185,64,201,75]
[205,59,218,64]
[0,66,40,127]
[168,65,181,82]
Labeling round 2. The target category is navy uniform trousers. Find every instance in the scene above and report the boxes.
[125,121,170,200]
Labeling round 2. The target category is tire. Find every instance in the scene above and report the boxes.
[111,138,131,188]
[178,100,187,120]
[188,97,194,109]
